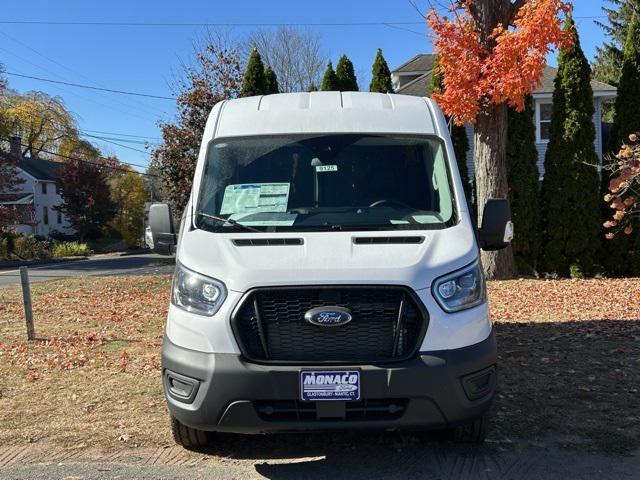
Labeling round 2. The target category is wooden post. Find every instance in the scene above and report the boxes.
[19,267,35,341]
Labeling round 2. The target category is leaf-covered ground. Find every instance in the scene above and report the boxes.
[0,276,638,453]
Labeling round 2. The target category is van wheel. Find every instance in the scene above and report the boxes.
[170,415,209,450]
[450,413,489,443]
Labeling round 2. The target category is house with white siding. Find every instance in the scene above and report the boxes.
[0,136,75,237]
[391,54,617,181]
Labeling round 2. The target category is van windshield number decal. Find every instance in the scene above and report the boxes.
[315,165,338,173]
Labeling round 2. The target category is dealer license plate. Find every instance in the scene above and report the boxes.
[300,370,360,401]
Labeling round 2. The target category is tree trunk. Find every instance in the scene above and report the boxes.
[470,0,518,280]
[474,104,518,280]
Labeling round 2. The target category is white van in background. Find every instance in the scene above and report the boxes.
[148,92,513,449]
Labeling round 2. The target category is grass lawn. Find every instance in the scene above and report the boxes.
[0,276,638,453]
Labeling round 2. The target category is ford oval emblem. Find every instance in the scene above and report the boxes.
[304,306,353,327]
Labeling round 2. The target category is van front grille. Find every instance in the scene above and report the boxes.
[231,286,428,364]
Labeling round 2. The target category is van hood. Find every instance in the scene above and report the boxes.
[177,221,478,293]
[177,219,478,292]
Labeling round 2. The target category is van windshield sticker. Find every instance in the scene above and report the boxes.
[412,213,444,224]
[315,165,338,173]
[220,183,290,215]
[229,212,298,227]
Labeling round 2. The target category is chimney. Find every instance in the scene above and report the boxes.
[9,135,22,161]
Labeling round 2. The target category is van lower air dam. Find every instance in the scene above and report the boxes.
[148,91,514,449]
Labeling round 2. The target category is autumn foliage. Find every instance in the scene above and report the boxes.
[152,35,242,213]
[604,132,640,238]
[426,0,573,124]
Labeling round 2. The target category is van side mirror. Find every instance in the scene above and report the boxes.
[149,203,176,255]
[478,199,514,251]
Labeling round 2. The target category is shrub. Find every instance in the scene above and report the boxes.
[569,263,585,279]
[0,237,8,260]
[13,235,48,260]
[48,229,78,243]
[52,242,93,257]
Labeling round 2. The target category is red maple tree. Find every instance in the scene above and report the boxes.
[426,0,573,279]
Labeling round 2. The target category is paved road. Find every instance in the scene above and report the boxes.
[0,253,175,286]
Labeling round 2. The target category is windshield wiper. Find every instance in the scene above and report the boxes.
[196,211,262,233]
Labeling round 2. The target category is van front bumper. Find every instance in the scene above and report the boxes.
[161,330,497,434]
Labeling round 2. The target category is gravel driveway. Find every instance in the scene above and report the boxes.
[1,436,638,480]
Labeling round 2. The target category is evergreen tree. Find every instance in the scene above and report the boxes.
[320,61,338,91]
[335,54,359,91]
[264,65,280,94]
[369,49,393,93]
[506,97,540,272]
[308,83,319,92]
[593,0,640,87]
[429,56,471,203]
[608,13,640,152]
[540,18,601,277]
[241,48,267,97]
[592,0,640,122]
[601,13,640,276]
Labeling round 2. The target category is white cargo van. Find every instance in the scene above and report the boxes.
[148,92,513,449]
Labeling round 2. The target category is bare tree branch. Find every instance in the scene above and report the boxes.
[244,26,327,92]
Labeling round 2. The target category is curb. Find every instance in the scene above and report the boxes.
[118,248,151,256]
[0,256,89,270]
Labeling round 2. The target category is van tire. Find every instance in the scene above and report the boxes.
[450,413,489,443]
[170,415,209,450]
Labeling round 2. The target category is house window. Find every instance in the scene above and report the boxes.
[43,206,49,225]
[57,209,62,224]
[536,101,553,142]
[41,182,47,195]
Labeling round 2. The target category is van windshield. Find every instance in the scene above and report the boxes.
[196,134,456,232]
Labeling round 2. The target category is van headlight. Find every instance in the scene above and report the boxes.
[172,262,227,316]
[432,260,486,313]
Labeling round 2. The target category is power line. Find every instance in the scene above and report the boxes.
[381,22,425,37]
[0,17,606,27]
[5,72,176,101]
[0,20,429,27]
[0,44,164,123]
[82,134,160,146]
[5,137,157,176]
[82,134,154,155]
[0,28,169,118]
[80,129,161,141]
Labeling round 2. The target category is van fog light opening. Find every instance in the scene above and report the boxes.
[461,366,496,401]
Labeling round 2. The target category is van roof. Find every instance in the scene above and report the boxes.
[214,92,438,138]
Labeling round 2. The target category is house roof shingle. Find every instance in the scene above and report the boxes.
[17,157,61,181]
[392,53,436,73]
[396,73,434,97]
[535,65,617,93]
[393,54,617,96]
